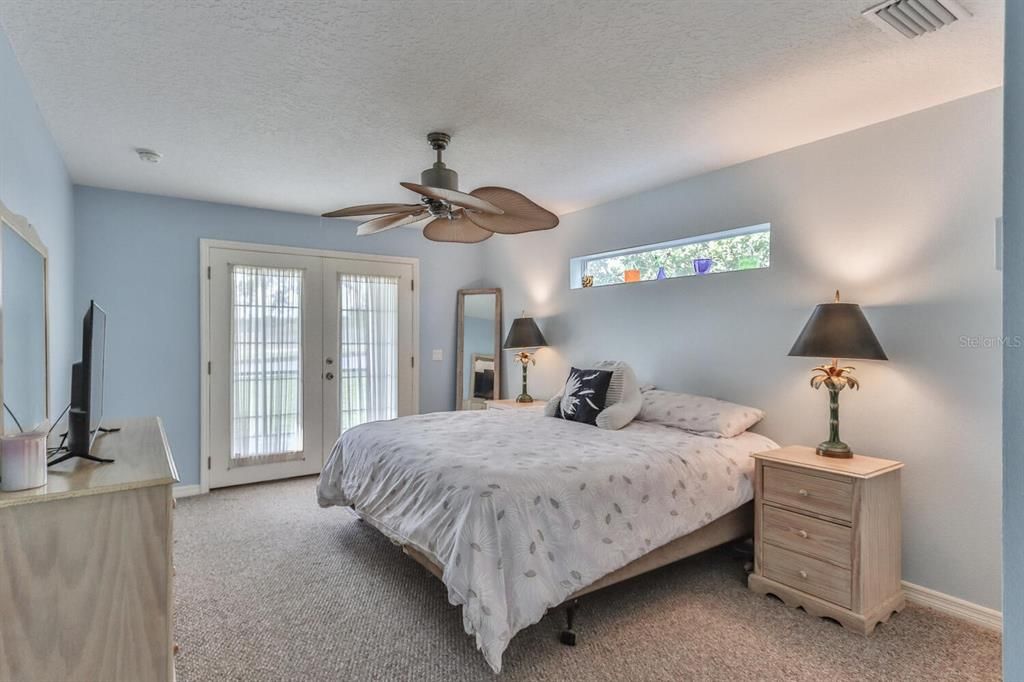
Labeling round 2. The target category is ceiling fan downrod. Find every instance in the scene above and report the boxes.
[421,132,458,193]
[421,132,459,218]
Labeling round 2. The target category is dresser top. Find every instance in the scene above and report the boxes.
[752,445,903,479]
[0,417,179,509]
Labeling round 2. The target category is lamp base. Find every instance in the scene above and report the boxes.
[816,440,853,459]
[515,393,534,403]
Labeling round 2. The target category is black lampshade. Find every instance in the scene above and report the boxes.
[788,302,887,361]
[503,317,548,350]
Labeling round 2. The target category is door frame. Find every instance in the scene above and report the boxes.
[199,238,420,495]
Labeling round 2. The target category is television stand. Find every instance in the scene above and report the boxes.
[2,417,178,682]
[47,451,115,466]
[47,427,121,466]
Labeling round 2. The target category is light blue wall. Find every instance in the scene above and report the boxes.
[483,90,1004,609]
[1004,1,1023,676]
[73,187,486,486]
[0,26,75,421]
[2,223,47,430]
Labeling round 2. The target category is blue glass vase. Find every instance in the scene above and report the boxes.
[693,258,713,275]
[656,266,667,280]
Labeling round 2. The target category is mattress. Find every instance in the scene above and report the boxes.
[317,409,777,672]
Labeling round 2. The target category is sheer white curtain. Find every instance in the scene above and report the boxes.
[230,265,304,465]
[338,274,399,433]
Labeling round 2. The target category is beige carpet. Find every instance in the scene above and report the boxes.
[173,477,1001,681]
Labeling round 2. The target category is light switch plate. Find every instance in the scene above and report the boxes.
[432,349,443,361]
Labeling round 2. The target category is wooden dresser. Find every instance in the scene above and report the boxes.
[747,445,904,634]
[0,417,178,681]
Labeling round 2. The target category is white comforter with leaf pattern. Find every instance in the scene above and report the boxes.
[317,409,777,672]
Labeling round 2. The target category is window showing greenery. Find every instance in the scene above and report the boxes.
[570,223,770,289]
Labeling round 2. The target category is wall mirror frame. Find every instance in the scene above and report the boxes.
[0,199,49,433]
[456,288,502,410]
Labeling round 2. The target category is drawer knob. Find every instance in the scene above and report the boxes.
[799,569,808,579]
[798,530,809,539]
[798,489,809,497]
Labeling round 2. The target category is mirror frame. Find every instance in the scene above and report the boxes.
[456,288,502,409]
[0,198,50,429]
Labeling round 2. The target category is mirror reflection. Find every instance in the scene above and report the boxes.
[2,221,48,432]
[456,289,502,410]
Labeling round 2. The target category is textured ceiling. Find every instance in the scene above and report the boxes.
[0,0,1004,217]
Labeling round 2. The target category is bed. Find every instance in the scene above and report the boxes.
[317,408,778,672]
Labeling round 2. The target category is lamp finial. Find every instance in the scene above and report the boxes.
[834,289,841,303]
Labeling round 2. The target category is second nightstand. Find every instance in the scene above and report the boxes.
[747,445,904,634]
[486,399,546,411]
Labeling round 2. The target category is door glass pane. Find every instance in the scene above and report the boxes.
[338,274,399,433]
[230,265,304,465]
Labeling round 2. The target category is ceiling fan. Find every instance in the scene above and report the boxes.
[321,132,559,243]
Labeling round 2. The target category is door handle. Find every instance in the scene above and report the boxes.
[325,372,335,380]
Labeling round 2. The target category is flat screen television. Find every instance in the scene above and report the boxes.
[62,301,113,463]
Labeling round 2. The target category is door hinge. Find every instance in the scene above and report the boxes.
[207,361,211,375]
[411,356,415,368]
[410,279,415,291]
[207,456,211,470]
[207,265,211,279]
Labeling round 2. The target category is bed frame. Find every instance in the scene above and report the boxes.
[393,500,754,645]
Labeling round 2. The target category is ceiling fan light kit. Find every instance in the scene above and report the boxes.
[323,133,559,243]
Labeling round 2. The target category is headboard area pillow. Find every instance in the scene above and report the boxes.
[637,389,764,438]
[545,361,643,430]
[548,367,613,426]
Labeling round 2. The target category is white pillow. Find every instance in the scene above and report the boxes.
[637,389,764,438]
[545,361,642,430]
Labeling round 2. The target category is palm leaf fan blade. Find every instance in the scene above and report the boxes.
[422,212,494,243]
[400,182,504,215]
[322,203,423,218]
[464,187,559,234]
[356,210,429,236]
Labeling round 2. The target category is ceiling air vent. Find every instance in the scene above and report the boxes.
[862,0,971,39]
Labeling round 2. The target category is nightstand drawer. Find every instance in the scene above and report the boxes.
[763,466,853,521]
[762,505,852,568]
[762,543,852,608]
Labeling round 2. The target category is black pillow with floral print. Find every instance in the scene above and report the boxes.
[555,367,613,426]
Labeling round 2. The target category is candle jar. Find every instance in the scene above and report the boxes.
[0,431,48,491]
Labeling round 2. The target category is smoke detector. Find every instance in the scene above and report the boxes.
[135,148,162,164]
[862,0,971,39]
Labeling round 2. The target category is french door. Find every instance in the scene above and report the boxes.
[206,244,416,488]
[321,258,415,445]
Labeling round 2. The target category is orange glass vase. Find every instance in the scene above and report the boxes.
[623,269,641,283]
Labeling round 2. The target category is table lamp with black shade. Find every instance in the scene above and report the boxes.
[788,291,887,458]
[503,314,548,403]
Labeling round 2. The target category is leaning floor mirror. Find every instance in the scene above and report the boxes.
[456,289,502,410]
[0,200,49,434]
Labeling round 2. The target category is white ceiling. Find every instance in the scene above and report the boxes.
[0,0,1004,217]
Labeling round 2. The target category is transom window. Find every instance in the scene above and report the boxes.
[570,223,770,289]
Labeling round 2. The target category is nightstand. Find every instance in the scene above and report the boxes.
[486,399,546,411]
[747,445,904,634]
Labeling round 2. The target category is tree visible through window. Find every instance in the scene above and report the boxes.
[573,224,770,288]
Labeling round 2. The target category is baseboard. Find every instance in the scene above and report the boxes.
[902,581,1002,632]
[173,483,202,499]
